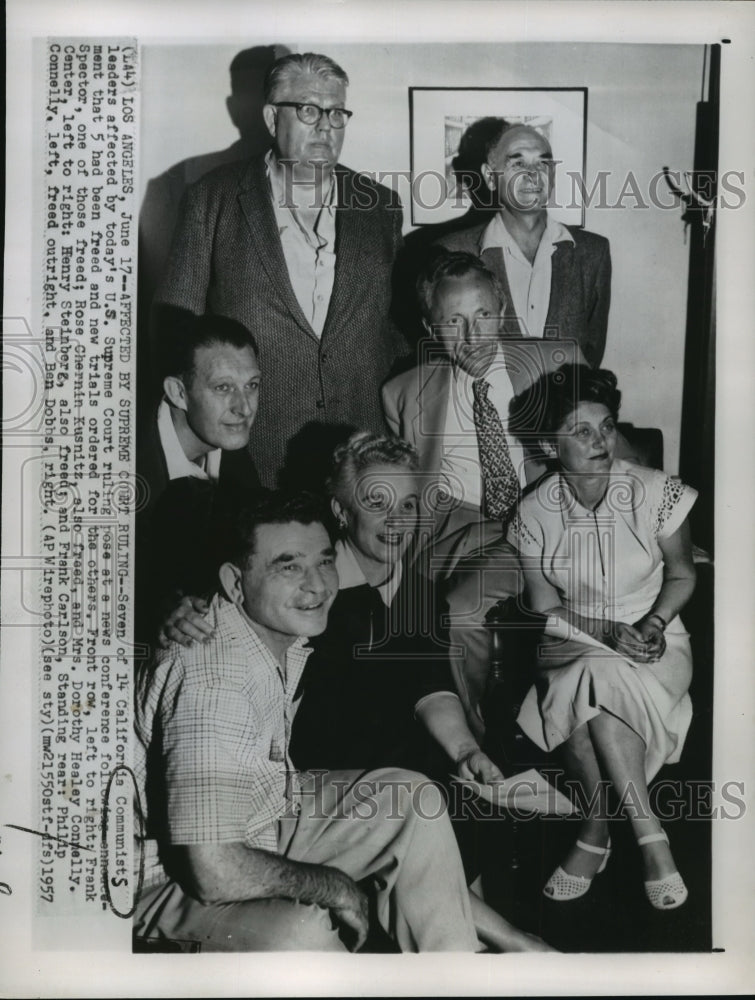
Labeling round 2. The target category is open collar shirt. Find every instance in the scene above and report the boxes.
[135,593,310,888]
[481,212,575,339]
[334,537,403,607]
[266,149,337,338]
[157,397,222,482]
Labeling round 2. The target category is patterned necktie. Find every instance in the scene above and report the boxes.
[472,377,520,521]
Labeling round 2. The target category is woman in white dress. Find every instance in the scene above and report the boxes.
[507,364,697,910]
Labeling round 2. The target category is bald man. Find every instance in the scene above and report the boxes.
[436,120,611,369]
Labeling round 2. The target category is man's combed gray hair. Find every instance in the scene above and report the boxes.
[416,250,506,324]
[263,52,349,104]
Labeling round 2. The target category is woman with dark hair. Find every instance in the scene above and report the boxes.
[507,364,697,910]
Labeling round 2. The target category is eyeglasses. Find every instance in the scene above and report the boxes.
[273,102,353,129]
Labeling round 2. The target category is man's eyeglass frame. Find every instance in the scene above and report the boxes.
[272,102,353,129]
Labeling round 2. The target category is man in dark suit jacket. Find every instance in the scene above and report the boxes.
[135,312,261,647]
[436,120,610,369]
[138,310,261,510]
[155,52,406,489]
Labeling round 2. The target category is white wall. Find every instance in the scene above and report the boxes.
[141,41,703,472]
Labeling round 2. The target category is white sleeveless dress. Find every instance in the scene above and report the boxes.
[508,460,697,780]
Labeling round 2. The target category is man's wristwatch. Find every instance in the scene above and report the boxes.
[646,612,667,631]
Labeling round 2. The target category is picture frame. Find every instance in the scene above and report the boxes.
[409,86,587,227]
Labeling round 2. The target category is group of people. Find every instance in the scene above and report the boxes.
[134,50,698,953]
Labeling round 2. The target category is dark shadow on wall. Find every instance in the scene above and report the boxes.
[137,44,291,407]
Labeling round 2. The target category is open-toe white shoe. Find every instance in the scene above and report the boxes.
[638,831,688,910]
[542,838,612,901]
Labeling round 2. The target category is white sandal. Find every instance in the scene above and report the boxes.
[543,838,611,901]
[638,831,688,910]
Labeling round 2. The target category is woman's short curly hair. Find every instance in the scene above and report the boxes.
[508,364,622,441]
[327,431,419,507]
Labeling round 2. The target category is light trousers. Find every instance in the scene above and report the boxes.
[417,505,522,740]
[134,767,479,953]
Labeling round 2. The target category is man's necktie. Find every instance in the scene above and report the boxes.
[472,377,520,522]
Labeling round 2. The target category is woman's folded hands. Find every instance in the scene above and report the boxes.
[604,618,665,663]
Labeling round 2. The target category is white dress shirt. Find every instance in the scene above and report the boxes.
[157,399,222,482]
[439,350,527,510]
[481,213,575,338]
[266,150,337,338]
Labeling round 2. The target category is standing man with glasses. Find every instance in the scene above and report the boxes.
[156,52,407,489]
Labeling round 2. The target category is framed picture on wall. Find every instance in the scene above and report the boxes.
[409,86,587,227]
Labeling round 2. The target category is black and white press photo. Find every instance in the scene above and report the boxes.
[2,1,754,996]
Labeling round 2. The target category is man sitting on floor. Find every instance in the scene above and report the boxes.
[134,491,484,952]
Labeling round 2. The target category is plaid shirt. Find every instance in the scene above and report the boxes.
[134,594,310,888]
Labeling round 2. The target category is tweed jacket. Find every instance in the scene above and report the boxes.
[436,220,611,369]
[156,155,406,487]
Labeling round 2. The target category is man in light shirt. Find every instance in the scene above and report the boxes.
[156,51,406,489]
[436,119,611,369]
[133,491,483,953]
[383,252,583,735]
